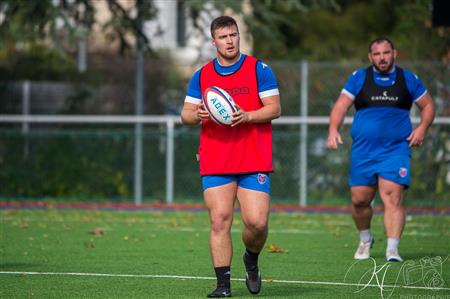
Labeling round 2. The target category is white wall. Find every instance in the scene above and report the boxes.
[144,0,217,63]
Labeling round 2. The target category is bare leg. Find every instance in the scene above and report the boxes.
[351,185,377,231]
[237,187,270,295]
[378,177,405,261]
[351,185,377,259]
[378,177,405,238]
[237,188,270,253]
[204,182,237,267]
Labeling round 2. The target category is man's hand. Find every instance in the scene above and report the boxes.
[327,130,343,150]
[231,105,251,127]
[407,126,426,147]
[196,103,210,121]
[327,94,352,150]
[408,93,435,147]
[181,102,209,126]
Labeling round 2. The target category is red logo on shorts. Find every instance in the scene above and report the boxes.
[257,173,267,184]
[399,167,407,178]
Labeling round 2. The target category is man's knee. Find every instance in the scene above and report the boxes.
[381,191,404,209]
[210,213,233,234]
[245,219,268,235]
[352,196,372,207]
[351,186,376,207]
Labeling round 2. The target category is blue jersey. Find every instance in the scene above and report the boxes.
[184,53,279,104]
[342,66,427,158]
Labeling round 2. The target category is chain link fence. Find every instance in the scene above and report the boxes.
[0,61,449,207]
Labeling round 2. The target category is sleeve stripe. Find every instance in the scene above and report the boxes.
[341,89,355,100]
[414,90,427,102]
[185,96,202,105]
[259,89,280,98]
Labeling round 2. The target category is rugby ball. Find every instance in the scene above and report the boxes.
[203,86,237,125]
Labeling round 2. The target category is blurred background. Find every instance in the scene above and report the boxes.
[0,0,448,207]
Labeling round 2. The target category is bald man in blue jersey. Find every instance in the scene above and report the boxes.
[327,37,435,262]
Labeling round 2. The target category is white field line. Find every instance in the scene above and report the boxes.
[0,271,449,291]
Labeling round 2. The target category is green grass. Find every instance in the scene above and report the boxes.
[1,209,449,298]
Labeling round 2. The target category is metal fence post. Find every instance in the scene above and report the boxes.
[133,16,145,206]
[299,61,308,207]
[166,118,174,204]
[22,80,30,158]
[21,80,30,134]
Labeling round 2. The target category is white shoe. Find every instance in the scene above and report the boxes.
[386,249,403,262]
[354,238,374,260]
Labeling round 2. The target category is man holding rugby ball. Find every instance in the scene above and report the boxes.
[181,15,281,298]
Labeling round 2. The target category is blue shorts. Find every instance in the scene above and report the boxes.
[349,155,410,188]
[202,173,271,194]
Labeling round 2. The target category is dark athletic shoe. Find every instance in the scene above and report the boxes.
[245,268,262,294]
[243,253,261,294]
[207,286,232,298]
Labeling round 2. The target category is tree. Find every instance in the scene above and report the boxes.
[184,0,448,61]
[0,0,156,55]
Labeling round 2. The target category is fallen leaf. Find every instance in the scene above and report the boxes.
[89,228,105,236]
[267,243,288,253]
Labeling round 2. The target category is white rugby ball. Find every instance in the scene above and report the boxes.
[203,86,237,125]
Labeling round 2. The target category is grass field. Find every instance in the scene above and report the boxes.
[1,207,449,298]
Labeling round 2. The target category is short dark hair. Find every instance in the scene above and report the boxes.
[368,37,395,53]
[210,16,238,38]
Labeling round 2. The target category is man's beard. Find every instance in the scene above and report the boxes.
[373,60,394,73]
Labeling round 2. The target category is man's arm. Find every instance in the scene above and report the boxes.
[407,92,435,147]
[327,93,353,150]
[180,102,210,126]
[231,95,281,127]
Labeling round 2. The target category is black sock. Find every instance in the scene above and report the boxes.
[214,266,231,289]
[244,249,260,271]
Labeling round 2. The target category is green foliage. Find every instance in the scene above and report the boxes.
[288,0,444,60]
[0,129,134,200]
[0,44,108,85]
[1,0,447,62]
[62,84,95,113]
[195,0,448,61]
[0,0,157,55]
[0,45,78,81]
[0,0,60,46]
[1,125,448,206]
[390,0,448,60]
